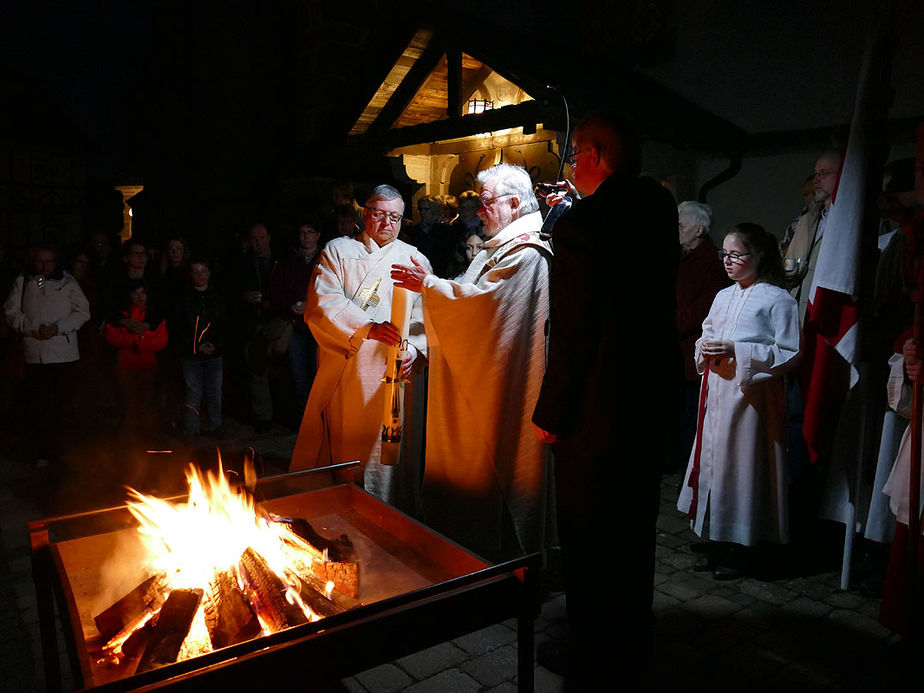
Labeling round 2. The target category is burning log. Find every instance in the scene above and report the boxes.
[204,568,263,650]
[238,548,308,633]
[94,573,167,642]
[275,518,360,599]
[279,517,355,562]
[137,588,204,673]
[284,571,344,619]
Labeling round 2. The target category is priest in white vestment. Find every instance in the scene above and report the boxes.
[392,163,553,560]
[290,185,430,514]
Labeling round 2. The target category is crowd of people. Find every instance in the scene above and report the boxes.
[2,108,923,688]
[0,181,488,461]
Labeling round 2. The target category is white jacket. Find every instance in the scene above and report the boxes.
[3,271,90,364]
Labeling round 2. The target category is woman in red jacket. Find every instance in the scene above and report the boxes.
[104,279,168,440]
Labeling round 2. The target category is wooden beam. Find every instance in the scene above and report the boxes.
[446,45,461,119]
[366,36,448,137]
[460,65,492,106]
[356,100,560,151]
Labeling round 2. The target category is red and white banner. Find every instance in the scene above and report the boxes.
[801,13,890,462]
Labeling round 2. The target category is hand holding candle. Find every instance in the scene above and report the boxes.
[381,287,413,453]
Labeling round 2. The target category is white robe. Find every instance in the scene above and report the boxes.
[882,353,924,530]
[677,282,800,546]
[290,233,430,514]
[420,211,553,558]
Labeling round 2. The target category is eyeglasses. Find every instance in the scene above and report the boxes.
[566,147,587,165]
[364,207,403,224]
[717,250,752,263]
[812,169,837,179]
[479,193,512,207]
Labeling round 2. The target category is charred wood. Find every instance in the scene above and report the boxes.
[94,573,167,641]
[238,548,308,632]
[137,588,203,673]
[204,568,263,650]
[277,524,360,599]
[273,517,355,562]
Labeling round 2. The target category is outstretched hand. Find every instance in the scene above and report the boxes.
[391,256,429,293]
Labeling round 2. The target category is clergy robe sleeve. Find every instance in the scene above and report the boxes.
[305,247,377,358]
[422,244,548,373]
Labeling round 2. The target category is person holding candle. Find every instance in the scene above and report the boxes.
[392,163,553,561]
[290,185,430,515]
[677,222,801,579]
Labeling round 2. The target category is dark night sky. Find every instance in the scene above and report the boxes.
[2,0,922,181]
[0,1,153,177]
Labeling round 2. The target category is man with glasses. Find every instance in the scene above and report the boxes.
[531,110,680,688]
[290,185,431,515]
[391,163,553,561]
[783,151,842,322]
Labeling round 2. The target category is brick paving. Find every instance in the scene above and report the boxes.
[0,418,911,691]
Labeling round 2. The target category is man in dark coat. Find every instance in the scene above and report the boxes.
[532,110,682,688]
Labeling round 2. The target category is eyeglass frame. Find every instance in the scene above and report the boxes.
[717,250,752,263]
[812,169,838,179]
[479,193,513,207]
[363,207,404,225]
[566,147,589,165]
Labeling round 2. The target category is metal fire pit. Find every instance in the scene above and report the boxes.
[29,463,541,692]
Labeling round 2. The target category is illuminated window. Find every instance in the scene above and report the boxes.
[467,99,494,115]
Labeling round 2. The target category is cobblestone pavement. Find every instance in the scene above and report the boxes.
[0,419,910,692]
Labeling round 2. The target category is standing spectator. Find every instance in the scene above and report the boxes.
[231,223,277,433]
[674,201,731,472]
[450,190,484,243]
[677,223,801,579]
[89,231,118,287]
[159,235,191,307]
[404,195,455,277]
[440,194,458,222]
[157,235,191,431]
[267,217,322,424]
[66,245,107,430]
[531,110,681,687]
[173,259,227,437]
[3,243,90,466]
[783,151,842,322]
[321,179,364,246]
[446,230,486,282]
[104,239,162,325]
[104,279,168,441]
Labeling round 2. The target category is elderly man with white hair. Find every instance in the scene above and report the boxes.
[675,201,730,471]
[291,184,431,514]
[392,163,553,560]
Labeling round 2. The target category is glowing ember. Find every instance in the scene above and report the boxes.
[98,458,355,670]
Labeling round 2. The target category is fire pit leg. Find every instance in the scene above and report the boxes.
[517,560,540,693]
[29,523,63,692]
